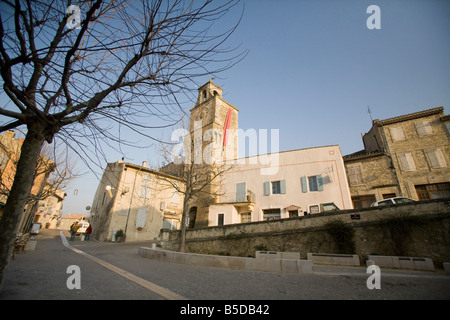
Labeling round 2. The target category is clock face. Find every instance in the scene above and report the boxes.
[198,106,211,123]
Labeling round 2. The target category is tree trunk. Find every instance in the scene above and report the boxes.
[0,125,47,292]
[179,198,189,253]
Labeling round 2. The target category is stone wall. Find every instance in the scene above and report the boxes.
[160,198,450,267]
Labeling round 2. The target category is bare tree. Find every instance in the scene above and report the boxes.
[0,0,245,291]
[158,136,234,252]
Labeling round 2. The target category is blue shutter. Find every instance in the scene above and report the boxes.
[280,179,286,194]
[236,182,246,202]
[301,176,308,193]
[317,175,323,191]
[263,181,270,196]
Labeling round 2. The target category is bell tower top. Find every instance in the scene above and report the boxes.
[196,78,223,105]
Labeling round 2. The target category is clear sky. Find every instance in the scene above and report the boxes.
[2,1,449,215]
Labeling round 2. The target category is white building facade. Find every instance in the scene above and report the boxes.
[208,145,353,226]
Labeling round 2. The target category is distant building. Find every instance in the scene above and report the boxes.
[59,213,89,230]
[34,187,67,229]
[0,130,55,233]
[344,107,450,208]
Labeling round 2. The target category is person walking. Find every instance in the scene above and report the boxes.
[85,225,92,241]
[70,221,80,241]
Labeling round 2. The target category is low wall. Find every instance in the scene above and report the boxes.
[367,255,434,271]
[160,199,450,267]
[307,253,360,266]
[138,247,313,274]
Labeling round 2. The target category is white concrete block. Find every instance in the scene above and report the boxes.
[281,252,301,260]
[297,260,313,274]
[281,259,298,273]
[443,262,450,275]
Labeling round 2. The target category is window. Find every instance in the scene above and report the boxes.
[288,210,298,218]
[376,199,394,206]
[308,175,323,192]
[140,185,150,200]
[321,203,339,212]
[390,127,406,141]
[217,213,224,226]
[445,122,450,134]
[425,149,447,169]
[263,180,286,196]
[240,213,251,223]
[170,192,180,205]
[136,208,147,228]
[394,198,415,204]
[263,209,281,220]
[415,121,433,136]
[352,195,376,209]
[415,183,450,200]
[163,219,178,230]
[272,181,281,194]
[398,153,416,171]
[347,164,363,186]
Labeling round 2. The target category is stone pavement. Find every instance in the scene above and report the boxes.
[1,229,449,300]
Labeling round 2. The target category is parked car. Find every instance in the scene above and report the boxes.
[370,197,416,207]
[309,202,340,214]
[30,222,42,235]
[76,222,90,235]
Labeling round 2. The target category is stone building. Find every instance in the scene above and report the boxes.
[34,187,67,229]
[344,107,450,208]
[89,160,184,242]
[0,130,55,232]
[59,213,89,230]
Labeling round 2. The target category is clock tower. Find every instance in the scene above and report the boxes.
[187,79,239,227]
[189,79,239,164]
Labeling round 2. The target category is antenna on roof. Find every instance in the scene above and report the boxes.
[368,105,373,122]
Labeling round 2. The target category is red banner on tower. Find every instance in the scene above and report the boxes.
[223,107,232,146]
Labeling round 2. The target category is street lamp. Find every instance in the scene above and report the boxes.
[106,185,113,198]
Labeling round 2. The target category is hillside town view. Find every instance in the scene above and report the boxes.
[0,0,449,309]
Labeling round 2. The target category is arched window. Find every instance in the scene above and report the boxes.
[188,207,197,228]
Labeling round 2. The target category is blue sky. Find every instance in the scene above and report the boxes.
[218,0,450,155]
[2,1,449,215]
[66,0,450,215]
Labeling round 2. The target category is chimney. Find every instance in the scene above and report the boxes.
[4,130,15,139]
[142,161,147,168]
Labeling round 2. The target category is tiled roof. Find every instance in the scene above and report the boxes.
[61,213,89,219]
[343,150,386,161]
[373,107,444,126]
